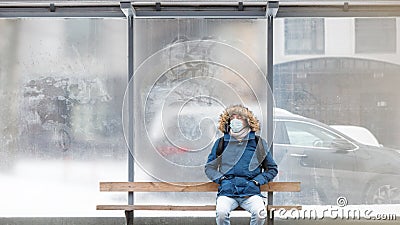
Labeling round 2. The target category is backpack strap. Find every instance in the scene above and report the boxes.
[216,136,225,157]
[255,135,268,171]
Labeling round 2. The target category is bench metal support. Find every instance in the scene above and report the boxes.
[125,210,134,225]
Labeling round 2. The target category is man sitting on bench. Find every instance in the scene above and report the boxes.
[205,104,278,225]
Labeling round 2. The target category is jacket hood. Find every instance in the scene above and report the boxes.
[218,104,260,133]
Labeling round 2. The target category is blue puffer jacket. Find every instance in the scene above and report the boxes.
[205,131,278,197]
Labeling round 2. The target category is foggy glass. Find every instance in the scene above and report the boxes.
[125,18,270,204]
[0,18,127,216]
[1,11,399,219]
[274,17,400,206]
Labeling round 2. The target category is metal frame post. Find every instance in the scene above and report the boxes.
[127,14,134,225]
[266,1,278,224]
[267,16,274,225]
[121,2,135,225]
[266,14,274,225]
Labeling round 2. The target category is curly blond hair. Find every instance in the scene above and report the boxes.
[218,104,260,133]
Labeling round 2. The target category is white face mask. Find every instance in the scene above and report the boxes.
[230,118,244,133]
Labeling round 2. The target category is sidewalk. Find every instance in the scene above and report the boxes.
[0,217,397,225]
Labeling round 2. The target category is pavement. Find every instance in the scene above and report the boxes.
[0,217,398,225]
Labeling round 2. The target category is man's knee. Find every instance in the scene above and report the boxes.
[216,208,231,219]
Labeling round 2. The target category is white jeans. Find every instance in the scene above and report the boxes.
[216,195,267,225]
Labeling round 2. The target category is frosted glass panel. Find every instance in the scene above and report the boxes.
[126,18,270,204]
[0,18,127,216]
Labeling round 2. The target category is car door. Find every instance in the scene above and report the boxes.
[282,119,357,204]
[273,120,315,204]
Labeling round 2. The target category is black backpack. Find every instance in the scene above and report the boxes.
[216,135,267,170]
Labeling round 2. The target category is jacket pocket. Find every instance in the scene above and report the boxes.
[219,179,234,195]
[243,181,260,195]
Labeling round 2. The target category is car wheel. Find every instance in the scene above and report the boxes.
[364,178,400,204]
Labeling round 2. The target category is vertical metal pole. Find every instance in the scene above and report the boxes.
[267,14,274,225]
[127,14,134,225]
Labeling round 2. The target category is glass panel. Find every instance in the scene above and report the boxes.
[274,17,400,209]
[0,18,127,216]
[128,18,269,205]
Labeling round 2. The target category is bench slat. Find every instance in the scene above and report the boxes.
[96,205,302,211]
[100,182,300,192]
[97,205,216,211]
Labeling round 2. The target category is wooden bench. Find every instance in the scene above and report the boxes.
[97,181,301,225]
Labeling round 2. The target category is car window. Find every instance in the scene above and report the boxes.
[274,121,289,145]
[284,120,355,150]
[330,125,381,147]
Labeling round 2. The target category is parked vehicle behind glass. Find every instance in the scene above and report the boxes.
[274,110,400,205]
